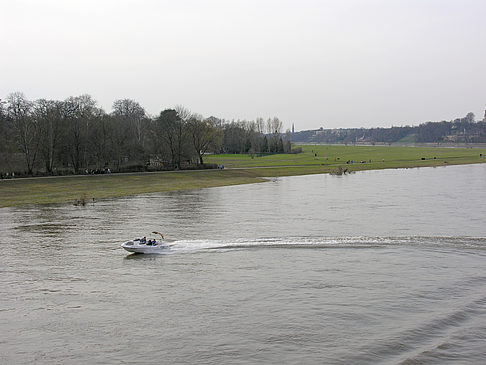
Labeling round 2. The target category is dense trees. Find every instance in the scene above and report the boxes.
[1,93,291,176]
[219,117,290,155]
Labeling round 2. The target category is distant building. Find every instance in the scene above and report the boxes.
[483,110,486,123]
[292,123,295,134]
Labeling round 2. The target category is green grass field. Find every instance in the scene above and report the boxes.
[1,144,485,207]
[205,144,486,168]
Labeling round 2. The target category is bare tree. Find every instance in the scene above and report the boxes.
[0,98,14,173]
[34,99,63,173]
[0,99,7,153]
[155,109,182,168]
[112,98,147,149]
[89,113,113,169]
[172,106,192,167]
[256,117,265,135]
[246,120,263,154]
[175,105,192,122]
[188,117,223,165]
[6,92,39,174]
[62,95,98,173]
[266,117,283,152]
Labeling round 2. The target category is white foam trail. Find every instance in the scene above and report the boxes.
[165,236,399,252]
[164,235,486,253]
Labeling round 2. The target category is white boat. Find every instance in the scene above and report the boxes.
[121,231,172,254]
[121,240,170,253]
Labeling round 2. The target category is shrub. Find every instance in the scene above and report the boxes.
[290,147,303,154]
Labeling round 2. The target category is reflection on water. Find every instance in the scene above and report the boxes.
[0,164,485,364]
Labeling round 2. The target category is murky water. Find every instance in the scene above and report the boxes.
[1,164,485,364]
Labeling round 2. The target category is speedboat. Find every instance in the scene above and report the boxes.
[121,231,171,254]
[121,240,170,253]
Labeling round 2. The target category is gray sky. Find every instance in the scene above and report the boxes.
[1,0,485,130]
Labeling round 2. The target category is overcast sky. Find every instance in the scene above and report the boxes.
[1,0,485,130]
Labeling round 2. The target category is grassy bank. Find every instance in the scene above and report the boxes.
[0,169,269,207]
[1,145,486,207]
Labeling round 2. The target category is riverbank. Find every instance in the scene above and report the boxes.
[1,145,485,207]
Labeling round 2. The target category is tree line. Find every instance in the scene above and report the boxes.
[0,92,291,176]
[291,112,486,145]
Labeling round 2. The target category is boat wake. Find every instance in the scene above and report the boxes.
[159,235,486,254]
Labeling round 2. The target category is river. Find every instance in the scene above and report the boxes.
[1,164,485,364]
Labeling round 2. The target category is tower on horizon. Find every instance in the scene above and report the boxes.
[292,123,295,134]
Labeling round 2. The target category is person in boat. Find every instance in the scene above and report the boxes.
[141,236,147,243]
[147,239,153,246]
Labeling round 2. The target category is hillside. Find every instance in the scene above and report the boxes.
[291,113,486,145]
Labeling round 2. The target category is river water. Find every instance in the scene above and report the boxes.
[1,164,485,364]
